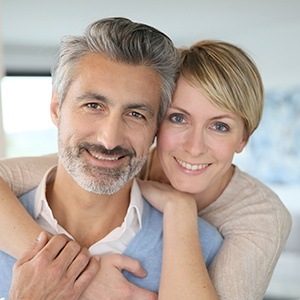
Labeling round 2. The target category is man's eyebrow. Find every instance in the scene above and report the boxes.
[75,93,155,118]
[75,92,110,104]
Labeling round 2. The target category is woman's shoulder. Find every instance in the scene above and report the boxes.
[223,166,287,209]
[201,166,292,233]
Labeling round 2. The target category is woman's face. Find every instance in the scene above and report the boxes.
[157,76,247,196]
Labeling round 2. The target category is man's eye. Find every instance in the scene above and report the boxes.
[129,111,145,119]
[87,103,102,110]
[169,114,185,124]
[214,122,229,132]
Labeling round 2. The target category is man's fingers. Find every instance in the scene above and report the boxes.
[108,254,147,278]
[55,240,82,273]
[17,231,48,265]
[74,256,100,292]
[39,234,70,260]
[65,247,90,280]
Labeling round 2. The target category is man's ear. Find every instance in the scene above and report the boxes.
[50,91,60,127]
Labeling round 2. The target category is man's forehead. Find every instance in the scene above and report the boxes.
[69,54,162,103]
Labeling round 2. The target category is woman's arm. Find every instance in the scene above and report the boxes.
[0,154,58,258]
[0,153,58,196]
[0,176,42,258]
[138,180,218,300]
[201,176,292,299]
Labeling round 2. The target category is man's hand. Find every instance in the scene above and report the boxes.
[81,254,158,300]
[9,231,100,300]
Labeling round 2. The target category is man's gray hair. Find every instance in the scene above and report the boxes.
[52,17,179,123]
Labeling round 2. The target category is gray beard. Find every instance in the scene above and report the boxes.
[58,141,147,195]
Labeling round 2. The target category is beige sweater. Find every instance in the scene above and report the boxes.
[0,154,292,300]
[200,167,291,299]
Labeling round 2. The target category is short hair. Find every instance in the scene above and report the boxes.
[179,40,264,137]
[52,17,179,123]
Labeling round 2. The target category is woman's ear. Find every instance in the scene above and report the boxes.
[50,91,60,127]
[236,135,249,154]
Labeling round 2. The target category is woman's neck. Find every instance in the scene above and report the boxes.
[194,165,235,212]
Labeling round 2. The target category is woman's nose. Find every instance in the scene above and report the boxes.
[183,128,207,156]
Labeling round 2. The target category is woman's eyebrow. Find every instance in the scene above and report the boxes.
[169,106,237,121]
[169,106,190,115]
[210,114,236,121]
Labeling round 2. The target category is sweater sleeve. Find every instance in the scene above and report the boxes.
[200,169,292,300]
[0,153,58,196]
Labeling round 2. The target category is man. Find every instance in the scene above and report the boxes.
[0,17,222,299]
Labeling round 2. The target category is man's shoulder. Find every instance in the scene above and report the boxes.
[142,197,223,264]
[18,187,37,218]
[142,197,221,234]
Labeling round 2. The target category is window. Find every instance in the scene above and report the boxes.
[1,76,57,157]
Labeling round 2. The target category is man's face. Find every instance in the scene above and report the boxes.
[51,53,162,194]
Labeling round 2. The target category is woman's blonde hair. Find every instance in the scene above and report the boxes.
[179,40,264,137]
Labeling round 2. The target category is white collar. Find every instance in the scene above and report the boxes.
[34,166,144,254]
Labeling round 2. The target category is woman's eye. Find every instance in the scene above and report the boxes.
[169,114,185,124]
[214,122,229,132]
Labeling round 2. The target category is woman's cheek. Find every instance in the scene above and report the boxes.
[158,129,176,151]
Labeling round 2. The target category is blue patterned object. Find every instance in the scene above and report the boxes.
[234,88,300,184]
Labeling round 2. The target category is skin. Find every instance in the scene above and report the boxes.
[11,232,156,300]
[11,52,162,299]
[0,42,286,299]
[10,232,100,300]
[55,54,158,196]
[138,179,217,299]
[151,76,248,211]
[47,53,161,249]
[3,55,218,299]
[80,253,158,300]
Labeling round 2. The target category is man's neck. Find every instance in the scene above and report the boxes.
[46,164,132,248]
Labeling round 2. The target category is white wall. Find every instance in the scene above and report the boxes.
[0,1,6,157]
[2,0,300,90]
[1,0,300,159]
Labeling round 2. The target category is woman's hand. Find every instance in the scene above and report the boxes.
[137,179,196,213]
[138,179,218,299]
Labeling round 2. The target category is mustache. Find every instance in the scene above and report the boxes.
[78,142,136,158]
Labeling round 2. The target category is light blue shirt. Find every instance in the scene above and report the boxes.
[0,188,223,297]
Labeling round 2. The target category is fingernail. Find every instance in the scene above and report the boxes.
[37,231,44,241]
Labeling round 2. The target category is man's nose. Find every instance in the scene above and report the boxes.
[96,114,126,150]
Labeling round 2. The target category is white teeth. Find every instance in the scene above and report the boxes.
[176,158,208,171]
[91,153,119,161]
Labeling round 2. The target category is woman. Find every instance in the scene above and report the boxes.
[0,40,292,299]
